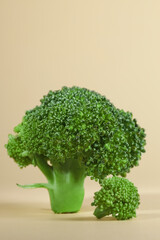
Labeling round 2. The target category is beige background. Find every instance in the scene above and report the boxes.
[0,0,160,239]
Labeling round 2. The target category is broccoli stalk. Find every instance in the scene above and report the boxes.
[47,167,85,213]
[5,86,146,214]
[18,155,85,213]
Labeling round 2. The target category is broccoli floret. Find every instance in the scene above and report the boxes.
[5,86,146,214]
[6,133,33,168]
[92,177,140,220]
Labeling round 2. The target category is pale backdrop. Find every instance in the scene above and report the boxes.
[1,1,160,239]
[0,0,160,205]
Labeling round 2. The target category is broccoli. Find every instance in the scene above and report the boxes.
[5,86,146,214]
[92,177,140,220]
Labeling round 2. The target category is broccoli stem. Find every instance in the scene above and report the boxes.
[48,167,85,213]
[18,155,85,213]
[17,182,52,189]
[35,155,54,183]
[93,207,110,219]
[35,156,85,213]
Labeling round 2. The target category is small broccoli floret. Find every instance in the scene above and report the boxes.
[92,177,140,220]
[5,86,145,214]
[5,134,32,168]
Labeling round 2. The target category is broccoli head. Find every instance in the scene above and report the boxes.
[5,86,146,214]
[92,177,140,220]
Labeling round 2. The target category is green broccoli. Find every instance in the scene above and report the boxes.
[92,177,140,220]
[5,86,146,214]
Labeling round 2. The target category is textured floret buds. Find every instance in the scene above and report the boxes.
[92,177,140,220]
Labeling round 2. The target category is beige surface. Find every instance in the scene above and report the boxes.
[0,193,160,240]
[0,0,160,239]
